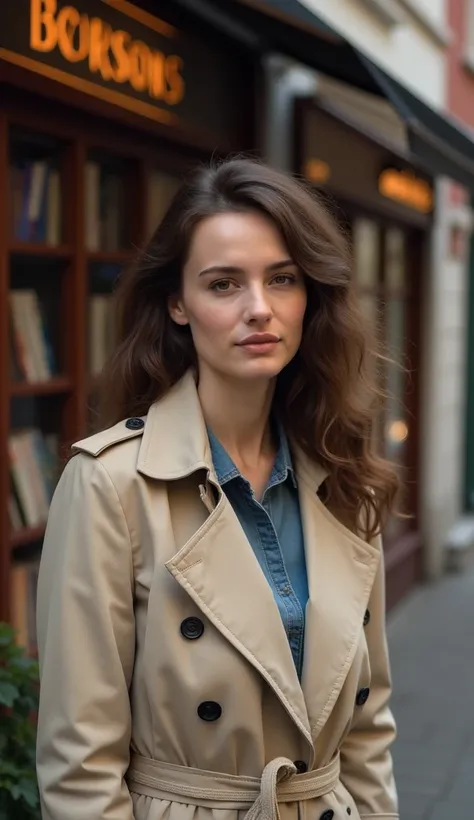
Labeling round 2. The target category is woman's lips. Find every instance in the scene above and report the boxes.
[237,334,281,354]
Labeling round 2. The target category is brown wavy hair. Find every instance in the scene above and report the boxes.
[97,157,399,540]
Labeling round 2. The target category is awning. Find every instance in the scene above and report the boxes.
[359,54,474,190]
[180,0,474,190]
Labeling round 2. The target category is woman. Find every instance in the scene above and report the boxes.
[36,158,400,820]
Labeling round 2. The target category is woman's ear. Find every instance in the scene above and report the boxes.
[168,294,189,326]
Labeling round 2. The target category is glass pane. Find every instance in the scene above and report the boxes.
[87,261,122,380]
[356,292,383,454]
[352,218,380,288]
[359,293,378,327]
[384,298,408,464]
[147,170,182,239]
[85,152,130,251]
[385,227,406,290]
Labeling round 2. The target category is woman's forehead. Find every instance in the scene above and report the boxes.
[185,212,290,269]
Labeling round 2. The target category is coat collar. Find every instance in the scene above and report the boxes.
[137,370,215,481]
[137,369,329,492]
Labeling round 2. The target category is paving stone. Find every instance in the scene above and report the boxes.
[427,799,472,820]
[386,568,474,818]
[397,791,433,820]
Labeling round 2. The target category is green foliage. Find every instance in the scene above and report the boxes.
[0,623,40,819]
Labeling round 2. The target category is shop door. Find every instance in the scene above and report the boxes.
[352,217,423,607]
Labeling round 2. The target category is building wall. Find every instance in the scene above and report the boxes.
[301,0,446,107]
[420,0,473,577]
[447,0,474,129]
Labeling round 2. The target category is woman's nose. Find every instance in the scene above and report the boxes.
[244,287,273,323]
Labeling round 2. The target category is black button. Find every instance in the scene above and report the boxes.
[197,701,222,722]
[356,687,370,706]
[294,760,307,774]
[180,617,204,640]
[347,809,352,815]
[363,609,371,626]
[125,417,144,430]
[319,811,334,820]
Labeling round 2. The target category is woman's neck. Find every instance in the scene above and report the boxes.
[198,369,276,469]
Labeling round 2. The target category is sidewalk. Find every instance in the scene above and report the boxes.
[387,567,474,820]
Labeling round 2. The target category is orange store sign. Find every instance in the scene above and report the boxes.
[378,167,433,214]
[0,0,249,144]
[29,0,185,105]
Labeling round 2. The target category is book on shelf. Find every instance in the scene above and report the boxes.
[8,429,59,530]
[11,559,40,650]
[85,161,124,251]
[10,159,61,245]
[10,289,57,383]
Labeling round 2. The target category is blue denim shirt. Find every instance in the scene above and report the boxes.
[207,424,308,678]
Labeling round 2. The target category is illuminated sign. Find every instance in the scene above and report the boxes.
[29,0,184,106]
[378,167,433,214]
[0,0,252,144]
[0,0,186,126]
[304,158,331,184]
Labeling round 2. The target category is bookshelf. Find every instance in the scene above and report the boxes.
[0,106,188,652]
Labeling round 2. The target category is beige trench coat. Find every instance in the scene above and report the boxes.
[36,370,399,820]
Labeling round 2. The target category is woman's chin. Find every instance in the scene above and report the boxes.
[226,358,287,382]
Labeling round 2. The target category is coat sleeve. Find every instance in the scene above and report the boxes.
[339,536,399,819]
[36,452,136,820]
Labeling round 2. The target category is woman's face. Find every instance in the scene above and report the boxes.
[169,210,307,385]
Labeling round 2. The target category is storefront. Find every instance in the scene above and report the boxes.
[0,0,257,637]
[203,0,474,607]
[294,99,434,609]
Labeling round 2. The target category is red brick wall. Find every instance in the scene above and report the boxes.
[447,0,474,202]
[447,0,474,126]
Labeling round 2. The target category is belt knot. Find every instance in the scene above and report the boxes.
[126,751,341,820]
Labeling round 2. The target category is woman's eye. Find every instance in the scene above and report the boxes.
[209,279,234,292]
[272,273,296,285]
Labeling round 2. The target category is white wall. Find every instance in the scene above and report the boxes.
[412,0,445,26]
[421,180,472,577]
[301,0,446,107]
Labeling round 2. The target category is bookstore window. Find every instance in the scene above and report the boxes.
[87,163,183,403]
[8,127,69,573]
[146,169,182,240]
[352,217,412,540]
[85,150,132,253]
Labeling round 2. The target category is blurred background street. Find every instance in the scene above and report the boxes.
[389,566,474,820]
[2,1,474,818]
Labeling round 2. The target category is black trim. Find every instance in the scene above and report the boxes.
[169,0,260,47]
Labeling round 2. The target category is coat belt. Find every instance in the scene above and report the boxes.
[126,753,341,820]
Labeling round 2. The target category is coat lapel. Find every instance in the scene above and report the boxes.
[137,370,381,749]
[296,453,381,738]
[165,492,312,746]
[137,371,313,748]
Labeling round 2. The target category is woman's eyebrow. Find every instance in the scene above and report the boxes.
[198,259,295,277]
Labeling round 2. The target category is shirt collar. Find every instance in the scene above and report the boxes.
[207,418,297,489]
